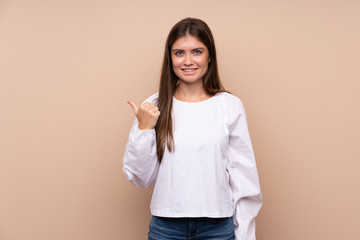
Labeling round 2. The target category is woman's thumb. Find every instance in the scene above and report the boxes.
[127,100,138,114]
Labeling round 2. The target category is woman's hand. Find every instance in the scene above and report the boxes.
[127,100,160,130]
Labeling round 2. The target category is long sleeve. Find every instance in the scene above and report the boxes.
[122,94,160,188]
[226,98,262,240]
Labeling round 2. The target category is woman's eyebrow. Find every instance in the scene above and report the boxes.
[192,47,205,51]
[172,47,205,52]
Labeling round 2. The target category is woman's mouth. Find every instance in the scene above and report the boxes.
[181,68,198,73]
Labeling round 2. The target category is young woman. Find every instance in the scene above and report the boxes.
[123,17,262,240]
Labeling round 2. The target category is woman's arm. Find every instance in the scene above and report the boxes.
[226,96,262,240]
[122,94,160,188]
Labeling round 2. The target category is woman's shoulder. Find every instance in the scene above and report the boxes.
[215,91,244,107]
[214,91,248,121]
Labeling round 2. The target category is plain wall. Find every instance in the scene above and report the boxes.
[1,0,359,239]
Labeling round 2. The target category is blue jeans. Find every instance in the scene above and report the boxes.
[148,216,235,240]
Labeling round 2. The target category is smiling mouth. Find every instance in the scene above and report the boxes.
[181,68,198,72]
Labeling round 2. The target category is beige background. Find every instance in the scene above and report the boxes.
[1,0,359,239]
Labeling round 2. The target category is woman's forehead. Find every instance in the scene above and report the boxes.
[171,35,207,50]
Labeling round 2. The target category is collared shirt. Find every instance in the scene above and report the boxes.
[123,92,262,240]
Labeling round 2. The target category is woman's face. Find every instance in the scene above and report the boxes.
[171,35,210,85]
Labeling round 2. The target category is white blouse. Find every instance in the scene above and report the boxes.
[123,92,262,240]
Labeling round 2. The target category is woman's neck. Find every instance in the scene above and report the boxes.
[174,81,211,102]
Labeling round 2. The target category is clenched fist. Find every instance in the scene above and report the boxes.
[127,100,160,130]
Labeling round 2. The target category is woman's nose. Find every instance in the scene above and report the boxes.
[184,54,193,65]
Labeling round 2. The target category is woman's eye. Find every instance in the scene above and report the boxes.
[193,50,202,55]
[174,51,184,56]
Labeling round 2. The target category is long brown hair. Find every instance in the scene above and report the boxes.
[155,17,225,163]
